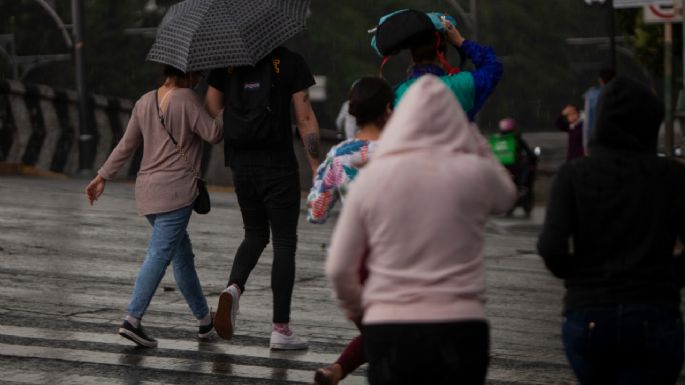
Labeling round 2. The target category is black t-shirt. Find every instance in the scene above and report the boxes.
[207,47,315,169]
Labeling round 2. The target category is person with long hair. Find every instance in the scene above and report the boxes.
[307,76,393,385]
[85,65,223,347]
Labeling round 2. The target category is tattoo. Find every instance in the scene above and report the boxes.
[301,91,310,104]
[305,133,320,160]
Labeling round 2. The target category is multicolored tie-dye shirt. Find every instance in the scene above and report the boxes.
[307,139,377,224]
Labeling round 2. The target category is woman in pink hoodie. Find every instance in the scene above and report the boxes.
[326,76,516,385]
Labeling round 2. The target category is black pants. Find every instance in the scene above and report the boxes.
[228,166,300,323]
[363,321,489,385]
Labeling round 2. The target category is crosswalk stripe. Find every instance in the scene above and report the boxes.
[0,324,345,365]
[0,342,300,382]
[0,367,165,385]
[0,325,368,384]
[0,343,367,384]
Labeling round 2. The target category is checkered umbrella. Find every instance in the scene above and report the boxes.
[146,0,310,72]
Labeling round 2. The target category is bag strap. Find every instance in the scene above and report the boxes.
[378,55,391,77]
[434,32,460,75]
[155,89,200,179]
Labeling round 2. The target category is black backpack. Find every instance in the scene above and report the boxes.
[223,54,282,147]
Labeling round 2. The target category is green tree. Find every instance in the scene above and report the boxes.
[0,1,658,132]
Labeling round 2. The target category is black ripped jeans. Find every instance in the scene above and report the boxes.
[228,166,300,324]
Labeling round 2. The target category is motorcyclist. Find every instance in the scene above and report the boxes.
[491,118,537,217]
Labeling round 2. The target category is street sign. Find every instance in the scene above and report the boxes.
[644,4,683,23]
[614,0,672,8]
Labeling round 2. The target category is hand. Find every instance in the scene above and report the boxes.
[441,16,465,47]
[85,175,106,205]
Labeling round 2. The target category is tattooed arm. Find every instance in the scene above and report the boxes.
[292,89,321,174]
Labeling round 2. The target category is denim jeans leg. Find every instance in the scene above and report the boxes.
[618,306,684,385]
[127,206,193,319]
[562,309,618,385]
[171,231,209,320]
[563,305,684,385]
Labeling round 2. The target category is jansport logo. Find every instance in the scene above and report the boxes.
[244,82,261,91]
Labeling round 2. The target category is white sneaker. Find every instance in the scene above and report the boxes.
[270,328,308,350]
[215,285,240,340]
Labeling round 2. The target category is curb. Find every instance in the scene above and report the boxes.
[0,163,69,179]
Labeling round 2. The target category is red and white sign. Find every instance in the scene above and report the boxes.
[614,0,672,8]
[644,4,682,23]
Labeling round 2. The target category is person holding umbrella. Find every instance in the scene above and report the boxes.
[169,2,318,350]
[205,45,320,350]
[84,65,223,348]
[145,0,317,349]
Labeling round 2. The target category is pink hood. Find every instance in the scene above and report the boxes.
[326,75,516,324]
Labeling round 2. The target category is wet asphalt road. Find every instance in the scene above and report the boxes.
[0,175,674,385]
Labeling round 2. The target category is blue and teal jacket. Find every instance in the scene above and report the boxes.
[394,39,503,121]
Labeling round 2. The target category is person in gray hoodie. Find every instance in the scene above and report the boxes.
[538,76,685,385]
[326,75,516,385]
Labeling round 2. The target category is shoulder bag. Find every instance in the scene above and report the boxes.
[155,89,210,214]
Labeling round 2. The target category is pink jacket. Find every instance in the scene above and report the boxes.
[325,76,516,324]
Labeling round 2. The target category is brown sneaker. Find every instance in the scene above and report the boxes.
[215,285,239,340]
[314,364,343,385]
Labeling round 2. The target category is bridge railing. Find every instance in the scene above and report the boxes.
[0,79,340,188]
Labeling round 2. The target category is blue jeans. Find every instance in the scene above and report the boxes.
[127,205,209,321]
[562,304,683,385]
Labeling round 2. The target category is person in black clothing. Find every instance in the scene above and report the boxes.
[537,76,685,385]
[205,46,321,350]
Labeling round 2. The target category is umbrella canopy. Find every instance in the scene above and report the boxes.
[146,0,310,72]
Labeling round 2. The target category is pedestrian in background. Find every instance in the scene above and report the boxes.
[307,76,394,385]
[583,67,615,154]
[555,104,584,161]
[336,99,359,140]
[491,118,537,217]
[205,45,321,350]
[85,65,223,348]
[326,76,516,385]
[538,76,685,385]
